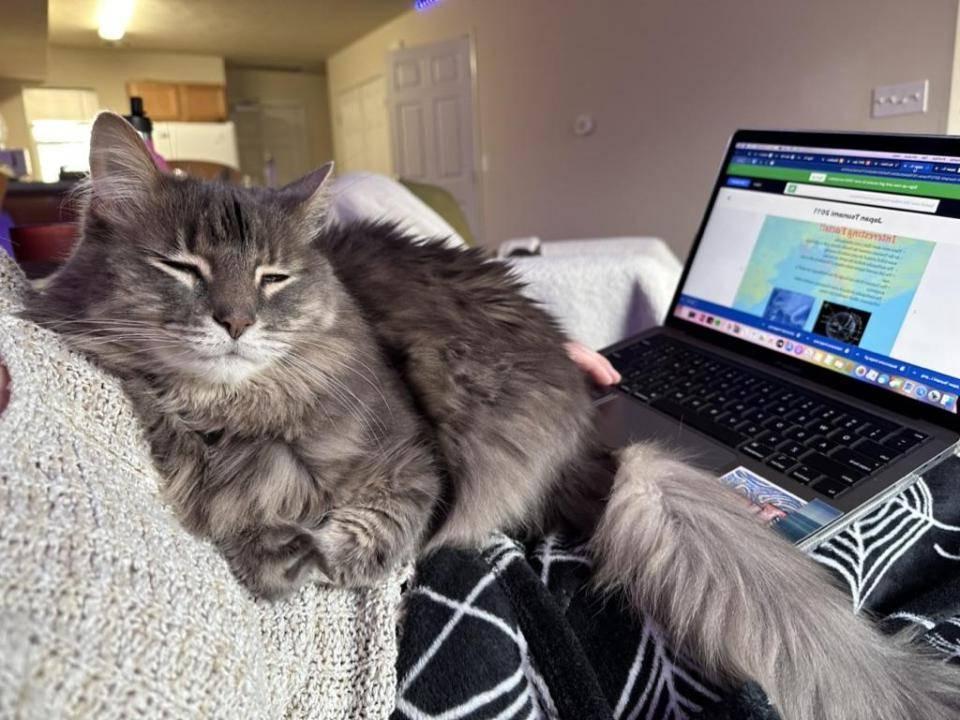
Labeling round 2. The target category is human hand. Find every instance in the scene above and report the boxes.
[564,341,621,386]
[0,362,8,415]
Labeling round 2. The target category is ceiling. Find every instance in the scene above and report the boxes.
[49,0,412,69]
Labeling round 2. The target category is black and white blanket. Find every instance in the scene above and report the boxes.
[393,454,960,720]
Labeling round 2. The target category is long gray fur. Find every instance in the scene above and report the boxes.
[24,112,960,719]
[593,444,960,720]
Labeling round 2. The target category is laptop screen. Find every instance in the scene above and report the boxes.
[674,137,960,415]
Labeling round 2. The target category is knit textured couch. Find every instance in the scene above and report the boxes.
[0,250,405,719]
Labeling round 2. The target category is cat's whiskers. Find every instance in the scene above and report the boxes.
[264,336,392,442]
[56,325,246,374]
[87,347,198,372]
[62,334,186,353]
[277,352,373,428]
[321,371,386,440]
[36,322,169,343]
[286,337,395,419]
[67,333,188,350]
[275,351,386,444]
[42,328,172,342]
[60,327,181,339]
[273,354,333,425]
[34,317,181,337]
[74,340,188,354]
[35,317,160,328]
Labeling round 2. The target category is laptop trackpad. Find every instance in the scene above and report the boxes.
[595,394,738,472]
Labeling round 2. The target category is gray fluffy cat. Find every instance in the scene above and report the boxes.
[26,113,960,720]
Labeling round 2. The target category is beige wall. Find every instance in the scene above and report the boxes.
[0,0,47,81]
[225,67,334,169]
[328,0,960,255]
[949,6,960,134]
[0,0,45,155]
[0,81,30,151]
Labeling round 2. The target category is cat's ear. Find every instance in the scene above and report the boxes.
[281,161,335,232]
[88,111,161,208]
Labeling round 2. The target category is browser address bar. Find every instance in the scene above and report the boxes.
[784,181,940,213]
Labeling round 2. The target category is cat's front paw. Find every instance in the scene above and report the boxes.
[310,509,404,588]
[222,525,324,600]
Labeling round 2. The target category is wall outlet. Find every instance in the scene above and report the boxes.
[872,80,928,118]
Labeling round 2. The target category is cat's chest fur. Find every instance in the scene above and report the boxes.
[152,389,387,539]
[150,375,314,439]
[135,359,420,540]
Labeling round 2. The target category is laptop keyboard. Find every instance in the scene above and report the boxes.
[606,335,930,500]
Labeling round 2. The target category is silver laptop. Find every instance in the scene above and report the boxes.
[596,129,960,549]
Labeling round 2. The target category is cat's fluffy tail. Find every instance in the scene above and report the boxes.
[589,442,960,720]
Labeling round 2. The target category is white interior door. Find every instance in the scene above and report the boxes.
[387,36,481,242]
[335,76,392,176]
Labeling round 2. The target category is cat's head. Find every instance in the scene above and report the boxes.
[34,111,342,385]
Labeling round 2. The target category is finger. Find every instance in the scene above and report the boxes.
[564,342,603,384]
[583,356,612,386]
[564,341,589,368]
[597,353,621,384]
[0,362,9,415]
[594,361,615,386]
[565,342,620,386]
[583,347,620,385]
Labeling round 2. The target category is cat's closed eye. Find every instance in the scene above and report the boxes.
[150,257,206,284]
[160,259,204,279]
[260,273,290,285]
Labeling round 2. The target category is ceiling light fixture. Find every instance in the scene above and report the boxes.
[98,0,136,42]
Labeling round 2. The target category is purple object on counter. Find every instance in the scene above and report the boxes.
[0,150,29,179]
[0,212,13,257]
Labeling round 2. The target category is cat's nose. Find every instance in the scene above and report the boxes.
[213,312,255,339]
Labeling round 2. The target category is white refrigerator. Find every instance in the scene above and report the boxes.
[152,121,239,169]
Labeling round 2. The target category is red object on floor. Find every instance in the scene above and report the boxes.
[9,222,79,278]
[10,222,79,264]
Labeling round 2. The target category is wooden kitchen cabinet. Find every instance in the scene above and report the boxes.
[125,82,227,122]
[177,84,228,122]
[126,81,181,121]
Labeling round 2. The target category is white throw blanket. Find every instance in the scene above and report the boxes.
[508,237,682,349]
[0,253,403,719]
[329,172,466,248]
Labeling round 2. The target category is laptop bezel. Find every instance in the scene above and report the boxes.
[665,128,960,434]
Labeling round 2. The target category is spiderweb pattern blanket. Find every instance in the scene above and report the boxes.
[394,455,960,720]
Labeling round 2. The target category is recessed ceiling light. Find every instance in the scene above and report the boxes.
[98,0,136,42]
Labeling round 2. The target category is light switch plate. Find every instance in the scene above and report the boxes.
[872,80,928,118]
